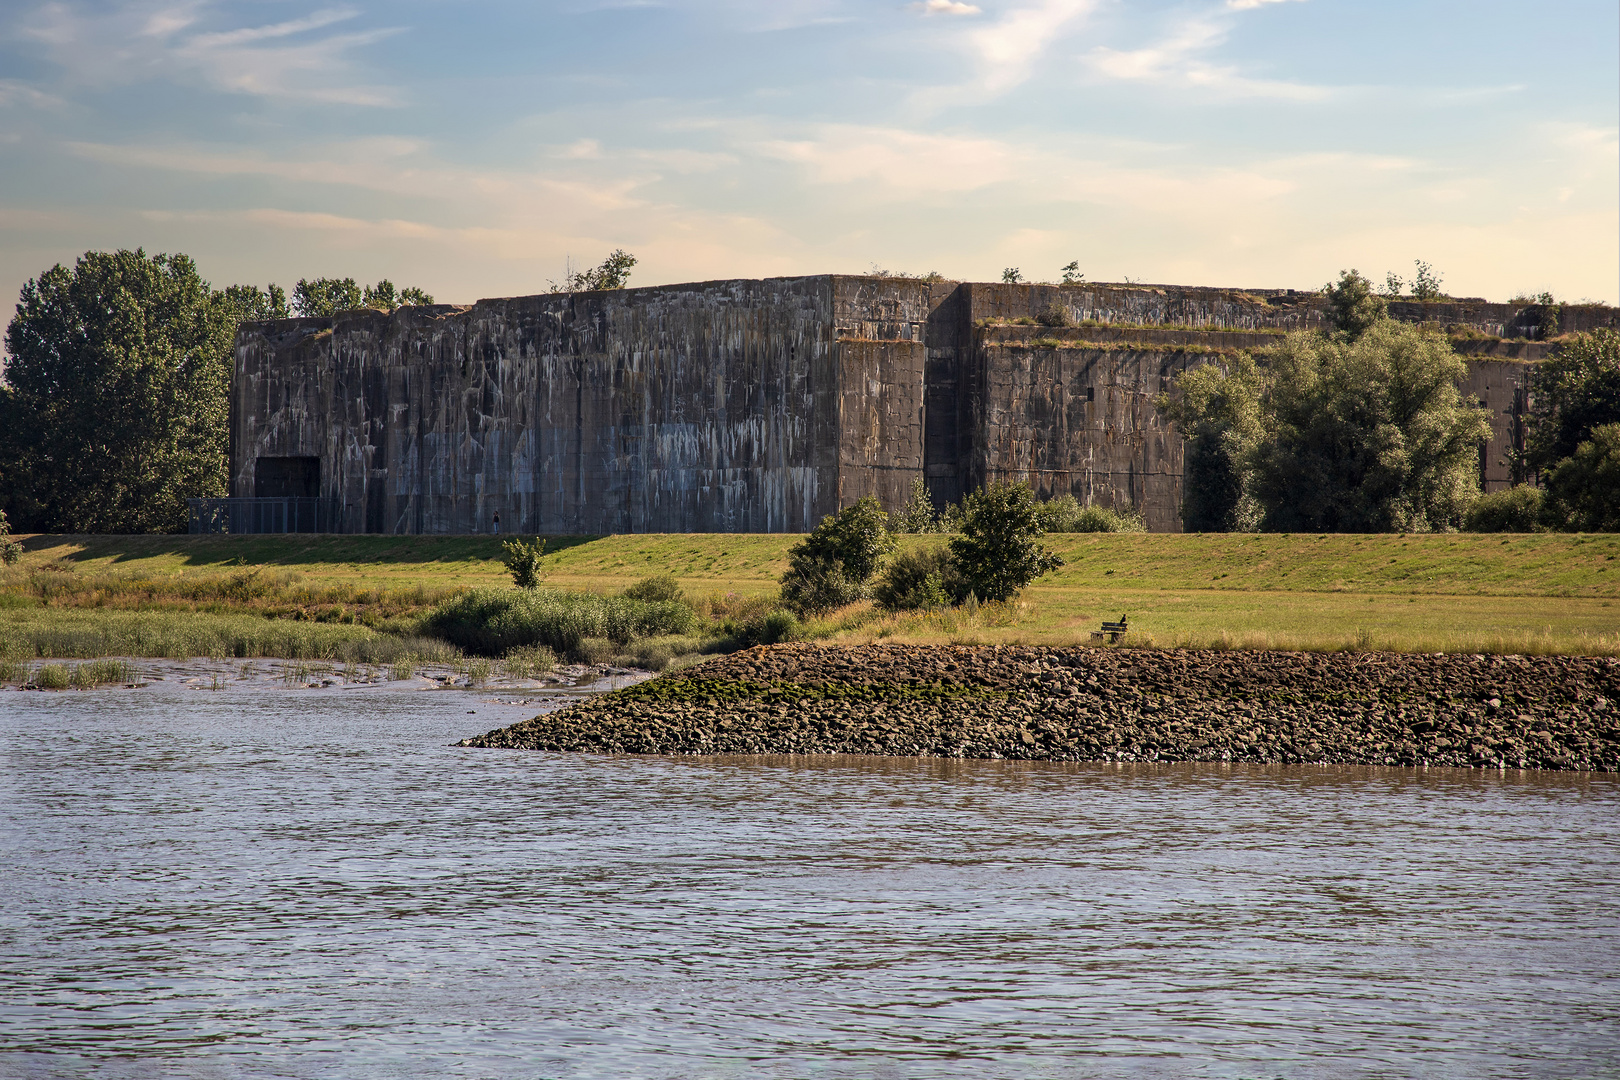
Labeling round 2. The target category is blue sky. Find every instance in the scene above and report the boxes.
[1,0,1615,308]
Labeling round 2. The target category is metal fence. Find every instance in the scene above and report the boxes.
[187,498,343,534]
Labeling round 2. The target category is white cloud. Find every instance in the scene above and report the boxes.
[912,0,982,15]
[186,8,360,48]
[970,0,1096,93]
[1084,10,1330,100]
[759,125,1021,191]
[17,1,401,105]
[904,0,1096,108]
[557,139,604,160]
[14,111,1617,306]
[0,79,66,109]
[1226,0,1305,9]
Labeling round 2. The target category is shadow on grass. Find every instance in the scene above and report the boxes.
[21,534,603,567]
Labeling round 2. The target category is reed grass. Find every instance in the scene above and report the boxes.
[0,609,460,663]
[501,645,557,680]
[0,564,461,623]
[69,659,134,686]
[33,664,69,689]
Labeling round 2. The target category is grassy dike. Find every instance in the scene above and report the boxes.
[2,530,1618,660]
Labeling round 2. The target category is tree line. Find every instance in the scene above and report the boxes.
[2,252,1612,536]
[1160,270,1619,534]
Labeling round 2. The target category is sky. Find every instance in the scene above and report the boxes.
[0,0,1615,311]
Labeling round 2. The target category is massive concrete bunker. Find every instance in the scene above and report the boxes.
[230,276,1611,534]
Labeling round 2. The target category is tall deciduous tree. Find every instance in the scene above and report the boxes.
[1323,269,1388,340]
[1541,423,1620,532]
[0,249,237,532]
[222,283,289,321]
[1247,322,1491,532]
[1165,268,1490,533]
[1523,329,1620,477]
[1157,353,1265,532]
[291,277,433,316]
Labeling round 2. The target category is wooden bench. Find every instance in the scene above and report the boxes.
[1092,614,1129,644]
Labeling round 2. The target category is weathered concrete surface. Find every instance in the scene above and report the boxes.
[1462,359,1533,490]
[232,276,1616,534]
[237,279,843,534]
[975,344,1202,533]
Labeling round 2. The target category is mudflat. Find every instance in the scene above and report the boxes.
[461,643,1620,771]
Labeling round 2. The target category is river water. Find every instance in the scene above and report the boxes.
[2,682,1617,1079]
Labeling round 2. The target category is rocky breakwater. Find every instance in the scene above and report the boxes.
[458,644,1620,772]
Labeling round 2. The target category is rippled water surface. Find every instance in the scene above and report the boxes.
[2,684,1618,1079]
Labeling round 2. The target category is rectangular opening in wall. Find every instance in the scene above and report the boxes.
[1087,386,1095,402]
[255,456,321,499]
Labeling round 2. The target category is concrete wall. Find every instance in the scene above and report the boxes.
[236,278,844,534]
[972,343,1201,533]
[233,275,1614,535]
[1462,359,1533,490]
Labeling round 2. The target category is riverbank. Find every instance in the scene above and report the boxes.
[5,532,1618,658]
[0,652,653,695]
[460,643,1620,772]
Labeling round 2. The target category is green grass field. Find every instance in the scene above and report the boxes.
[3,530,1618,658]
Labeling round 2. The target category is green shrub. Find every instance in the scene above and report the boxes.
[890,477,941,533]
[500,536,550,589]
[0,511,20,566]
[623,573,684,604]
[781,497,894,616]
[949,482,1064,603]
[1037,495,1147,533]
[1036,302,1073,328]
[422,587,699,659]
[873,545,958,610]
[1324,268,1388,340]
[723,609,802,647]
[1464,486,1546,532]
[779,562,862,618]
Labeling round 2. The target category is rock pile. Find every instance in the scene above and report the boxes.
[459,644,1620,772]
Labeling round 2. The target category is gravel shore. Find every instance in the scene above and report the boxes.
[459,643,1620,772]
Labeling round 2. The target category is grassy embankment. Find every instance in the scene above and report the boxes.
[1,531,1616,662]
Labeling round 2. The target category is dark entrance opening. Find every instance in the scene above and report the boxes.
[255,457,321,499]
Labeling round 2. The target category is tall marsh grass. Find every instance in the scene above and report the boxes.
[0,565,462,622]
[0,658,133,688]
[423,588,700,659]
[0,609,459,663]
